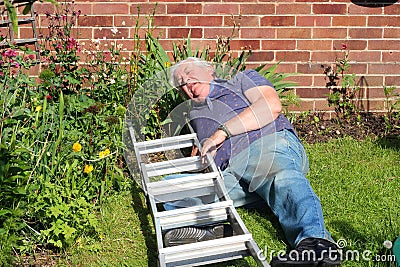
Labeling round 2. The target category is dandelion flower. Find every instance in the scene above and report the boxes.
[104,148,110,156]
[35,106,42,112]
[84,164,93,173]
[383,240,393,249]
[165,61,171,68]
[72,142,82,152]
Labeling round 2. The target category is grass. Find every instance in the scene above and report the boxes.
[62,137,400,267]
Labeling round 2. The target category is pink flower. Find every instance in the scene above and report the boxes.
[2,49,17,58]
[341,43,348,50]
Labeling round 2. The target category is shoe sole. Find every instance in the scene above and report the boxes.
[164,224,232,247]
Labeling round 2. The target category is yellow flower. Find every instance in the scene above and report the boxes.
[84,164,93,173]
[99,148,111,158]
[72,142,82,152]
[165,61,171,68]
[35,106,42,112]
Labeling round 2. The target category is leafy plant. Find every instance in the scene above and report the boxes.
[322,44,360,120]
[383,86,400,134]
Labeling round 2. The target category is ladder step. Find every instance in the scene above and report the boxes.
[134,133,196,154]
[147,172,219,203]
[155,200,233,230]
[160,234,253,266]
[145,156,204,177]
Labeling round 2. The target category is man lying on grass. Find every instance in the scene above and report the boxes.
[165,57,342,267]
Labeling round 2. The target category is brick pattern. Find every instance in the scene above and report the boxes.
[32,0,400,114]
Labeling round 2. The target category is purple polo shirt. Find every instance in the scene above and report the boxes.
[190,70,295,170]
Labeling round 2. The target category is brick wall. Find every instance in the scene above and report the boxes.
[33,0,400,114]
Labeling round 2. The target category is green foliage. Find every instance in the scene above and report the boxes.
[383,86,400,134]
[322,44,360,120]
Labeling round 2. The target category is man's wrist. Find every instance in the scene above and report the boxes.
[217,124,232,139]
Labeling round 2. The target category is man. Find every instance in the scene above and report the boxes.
[166,57,342,266]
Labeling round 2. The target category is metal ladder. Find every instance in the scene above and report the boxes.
[126,122,269,267]
[0,0,40,61]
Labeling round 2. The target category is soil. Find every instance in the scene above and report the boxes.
[292,112,400,144]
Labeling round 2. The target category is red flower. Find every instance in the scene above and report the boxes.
[341,43,348,50]
[46,95,52,100]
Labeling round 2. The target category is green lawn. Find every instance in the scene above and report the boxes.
[63,137,400,267]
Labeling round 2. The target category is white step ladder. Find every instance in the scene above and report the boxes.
[125,122,269,267]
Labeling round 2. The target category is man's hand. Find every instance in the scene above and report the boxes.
[200,129,228,157]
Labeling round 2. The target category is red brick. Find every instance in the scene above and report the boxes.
[189,16,222,27]
[297,40,332,50]
[260,16,295,27]
[248,51,274,62]
[368,40,399,50]
[313,28,347,39]
[348,51,381,62]
[382,51,400,62]
[289,100,314,112]
[276,3,311,14]
[241,28,275,39]
[333,40,367,50]
[276,51,311,62]
[168,4,202,14]
[204,28,236,39]
[114,15,148,28]
[130,3,166,14]
[360,100,385,111]
[313,4,347,14]
[277,28,311,39]
[365,87,388,98]
[368,16,400,27]
[348,4,383,14]
[288,75,313,87]
[296,16,331,27]
[297,87,330,98]
[93,27,129,39]
[262,40,296,50]
[203,4,239,15]
[93,4,129,14]
[240,4,275,15]
[168,28,202,39]
[224,15,259,27]
[384,3,400,15]
[315,100,336,112]
[67,3,92,16]
[332,16,366,26]
[385,76,400,86]
[230,39,260,50]
[154,16,186,27]
[297,63,326,75]
[79,16,113,27]
[311,51,343,62]
[369,64,400,74]
[384,28,400,38]
[349,28,382,39]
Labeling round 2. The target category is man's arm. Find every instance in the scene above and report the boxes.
[201,85,282,156]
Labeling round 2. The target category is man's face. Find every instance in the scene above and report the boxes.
[174,63,214,103]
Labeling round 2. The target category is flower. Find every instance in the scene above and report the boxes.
[383,240,393,249]
[341,43,348,50]
[35,106,42,112]
[84,164,93,173]
[99,148,111,158]
[72,142,82,152]
[165,61,171,68]
[46,95,52,100]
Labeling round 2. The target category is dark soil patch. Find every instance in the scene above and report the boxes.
[293,112,400,144]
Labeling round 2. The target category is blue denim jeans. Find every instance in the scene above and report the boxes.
[163,129,333,247]
[222,129,332,247]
